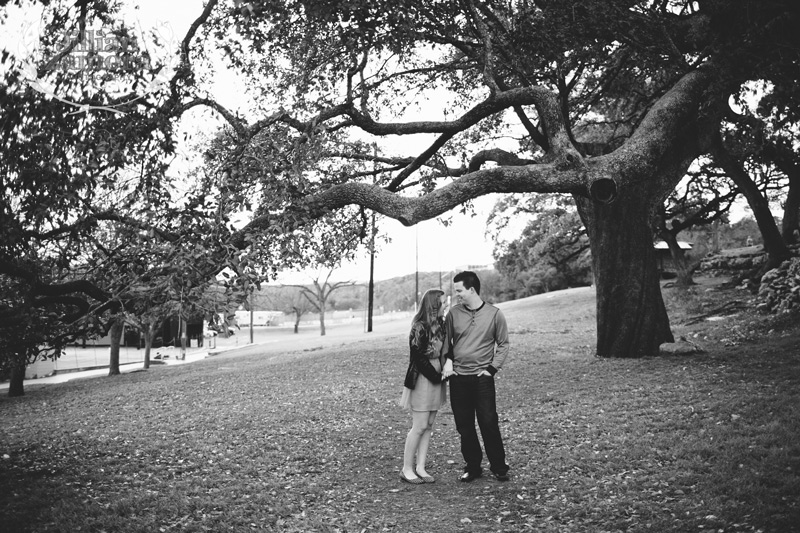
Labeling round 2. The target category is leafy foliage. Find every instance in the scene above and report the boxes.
[0,3,174,364]
[0,5,246,392]
[4,0,800,376]
[490,194,592,299]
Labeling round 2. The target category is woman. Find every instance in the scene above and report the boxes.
[398,289,448,484]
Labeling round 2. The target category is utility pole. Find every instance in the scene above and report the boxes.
[179,288,186,360]
[249,286,254,344]
[415,224,419,309]
[367,211,376,332]
[367,143,377,332]
[179,315,186,360]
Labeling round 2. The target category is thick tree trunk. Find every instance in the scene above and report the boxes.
[781,168,800,245]
[318,311,326,336]
[292,308,302,333]
[179,316,187,361]
[577,195,674,358]
[662,230,696,287]
[7,357,25,397]
[712,141,791,271]
[108,318,123,376]
[143,323,154,370]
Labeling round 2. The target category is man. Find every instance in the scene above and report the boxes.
[443,271,510,482]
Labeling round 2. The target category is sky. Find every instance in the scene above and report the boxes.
[117,1,505,283]
[322,197,500,284]
[3,1,767,287]
[1,1,506,283]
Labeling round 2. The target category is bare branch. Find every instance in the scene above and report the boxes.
[170,0,219,96]
[19,209,179,243]
[386,131,462,190]
[175,97,249,139]
[465,0,501,94]
[468,148,536,172]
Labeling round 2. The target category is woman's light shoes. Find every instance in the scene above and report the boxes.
[399,471,424,484]
[415,469,435,483]
[399,469,435,484]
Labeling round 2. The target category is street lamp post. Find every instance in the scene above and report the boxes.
[415,224,419,310]
[367,210,375,332]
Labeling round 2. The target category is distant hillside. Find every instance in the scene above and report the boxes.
[328,271,450,312]
[328,268,502,312]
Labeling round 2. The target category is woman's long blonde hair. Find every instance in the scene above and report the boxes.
[411,289,445,339]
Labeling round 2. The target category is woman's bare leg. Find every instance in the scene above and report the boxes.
[415,411,438,477]
[402,410,431,479]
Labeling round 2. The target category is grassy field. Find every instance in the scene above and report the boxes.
[1,282,799,532]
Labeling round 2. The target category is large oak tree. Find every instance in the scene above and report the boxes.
[4,0,800,365]
[192,0,799,357]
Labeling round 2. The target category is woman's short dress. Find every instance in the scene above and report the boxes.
[398,337,447,411]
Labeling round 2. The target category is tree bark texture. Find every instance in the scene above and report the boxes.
[108,318,123,376]
[661,230,696,287]
[781,169,800,245]
[143,323,154,370]
[7,358,25,397]
[578,193,674,358]
[712,140,791,270]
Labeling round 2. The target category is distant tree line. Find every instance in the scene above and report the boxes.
[491,204,767,301]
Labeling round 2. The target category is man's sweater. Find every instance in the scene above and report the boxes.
[444,301,509,376]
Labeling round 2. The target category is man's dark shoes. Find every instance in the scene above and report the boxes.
[494,472,510,482]
[460,471,482,483]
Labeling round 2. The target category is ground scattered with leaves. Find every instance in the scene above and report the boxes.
[1,279,799,532]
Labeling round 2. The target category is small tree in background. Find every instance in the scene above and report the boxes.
[288,269,355,336]
[657,169,739,287]
[261,285,313,334]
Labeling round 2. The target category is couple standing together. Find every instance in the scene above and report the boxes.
[399,270,510,484]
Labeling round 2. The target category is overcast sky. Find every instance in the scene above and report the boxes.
[122,0,503,283]
[5,0,764,286]
[0,1,522,284]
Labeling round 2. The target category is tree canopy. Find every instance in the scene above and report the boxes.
[194,0,800,357]
[3,0,800,372]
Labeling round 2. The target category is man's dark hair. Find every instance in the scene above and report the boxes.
[453,270,481,295]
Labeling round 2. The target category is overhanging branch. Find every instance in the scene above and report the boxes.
[232,161,590,249]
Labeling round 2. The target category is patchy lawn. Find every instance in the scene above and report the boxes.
[1,281,799,532]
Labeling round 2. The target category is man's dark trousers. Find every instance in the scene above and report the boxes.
[450,374,508,476]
